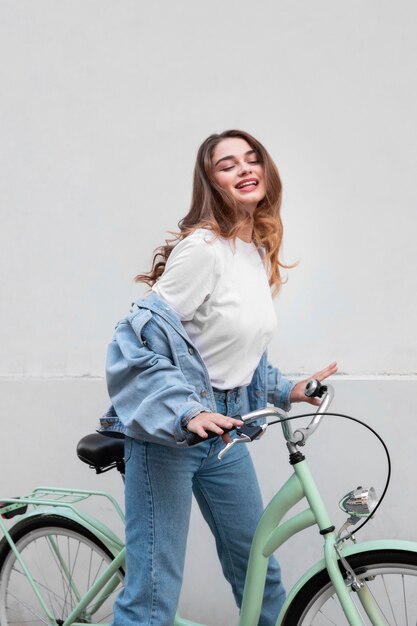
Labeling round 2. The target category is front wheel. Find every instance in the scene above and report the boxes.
[0,513,124,625]
[281,549,417,625]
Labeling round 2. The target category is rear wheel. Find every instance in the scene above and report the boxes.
[281,549,417,625]
[0,514,124,625]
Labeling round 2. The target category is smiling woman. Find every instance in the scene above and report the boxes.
[103,129,337,626]
[136,129,288,296]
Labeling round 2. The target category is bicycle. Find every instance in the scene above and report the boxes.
[1,380,417,625]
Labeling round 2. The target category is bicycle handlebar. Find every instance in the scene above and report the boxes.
[241,382,335,445]
[186,380,334,448]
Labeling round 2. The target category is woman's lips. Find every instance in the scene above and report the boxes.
[235,178,258,192]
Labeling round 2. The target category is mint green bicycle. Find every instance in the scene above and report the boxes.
[1,380,417,625]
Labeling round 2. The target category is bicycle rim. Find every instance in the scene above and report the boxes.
[0,515,124,625]
[282,550,417,625]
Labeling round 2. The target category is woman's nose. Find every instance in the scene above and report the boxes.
[237,161,251,175]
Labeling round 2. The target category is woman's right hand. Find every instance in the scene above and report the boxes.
[187,412,243,444]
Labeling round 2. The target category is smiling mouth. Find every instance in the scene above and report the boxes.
[235,179,258,190]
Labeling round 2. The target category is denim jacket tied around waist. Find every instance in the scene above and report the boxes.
[99,291,295,447]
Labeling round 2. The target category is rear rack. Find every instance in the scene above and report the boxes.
[0,486,125,542]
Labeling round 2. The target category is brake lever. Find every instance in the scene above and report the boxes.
[218,423,268,460]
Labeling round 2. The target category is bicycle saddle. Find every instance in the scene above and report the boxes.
[77,433,125,474]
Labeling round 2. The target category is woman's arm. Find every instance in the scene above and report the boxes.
[267,361,338,410]
[106,314,209,445]
[266,361,296,412]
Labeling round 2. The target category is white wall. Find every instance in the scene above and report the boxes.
[1,2,416,624]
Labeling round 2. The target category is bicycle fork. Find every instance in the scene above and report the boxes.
[295,458,386,626]
[238,455,387,626]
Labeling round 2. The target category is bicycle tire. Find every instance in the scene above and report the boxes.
[0,513,124,625]
[280,549,417,625]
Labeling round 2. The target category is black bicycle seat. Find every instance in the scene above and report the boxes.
[77,433,125,473]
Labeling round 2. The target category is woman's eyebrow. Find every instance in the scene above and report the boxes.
[214,149,256,167]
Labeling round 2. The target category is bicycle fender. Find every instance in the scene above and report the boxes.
[3,506,124,555]
[275,539,417,626]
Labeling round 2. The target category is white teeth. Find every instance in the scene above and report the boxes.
[237,181,257,189]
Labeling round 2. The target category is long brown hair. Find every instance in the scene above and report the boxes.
[135,129,289,295]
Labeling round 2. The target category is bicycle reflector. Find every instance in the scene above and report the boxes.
[339,486,377,517]
[0,500,29,519]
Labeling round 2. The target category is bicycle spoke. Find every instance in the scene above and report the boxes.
[403,574,409,626]
[382,574,398,626]
[48,533,76,615]
[10,565,69,604]
[7,618,51,625]
[366,579,390,624]
[99,607,119,621]
[62,536,75,613]
[87,543,94,591]
[317,606,339,624]
[90,555,106,588]
[349,595,367,625]
[37,536,63,619]
[6,591,52,626]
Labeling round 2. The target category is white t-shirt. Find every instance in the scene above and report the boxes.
[152,229,277,390]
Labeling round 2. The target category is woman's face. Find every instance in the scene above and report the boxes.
[211,137,266,212]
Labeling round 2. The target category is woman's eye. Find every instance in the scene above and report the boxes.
[221,165,234,171]
[248,160,259,164]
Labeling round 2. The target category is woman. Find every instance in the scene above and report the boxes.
[102,129,337,626]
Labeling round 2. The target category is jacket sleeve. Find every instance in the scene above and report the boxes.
[266,361,295,412]
[106,312,209,446]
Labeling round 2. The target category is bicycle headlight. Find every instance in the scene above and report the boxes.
[339,486,377,517]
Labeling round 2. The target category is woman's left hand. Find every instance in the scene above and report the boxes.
[289,362,338,406]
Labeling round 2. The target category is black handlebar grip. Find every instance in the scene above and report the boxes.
[185,427,233,446]
[185,415,242,446]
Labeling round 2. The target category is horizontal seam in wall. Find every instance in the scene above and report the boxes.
[0,375,104,380]
[286,374,417,381]
[0,374,416,381]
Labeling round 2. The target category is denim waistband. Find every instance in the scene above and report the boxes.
[212,386,242,403]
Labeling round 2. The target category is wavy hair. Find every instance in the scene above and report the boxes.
[135,129,290,295]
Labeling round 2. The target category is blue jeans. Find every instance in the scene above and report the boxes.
[111,388,285,625]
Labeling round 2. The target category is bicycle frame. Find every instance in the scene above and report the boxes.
[2,433,417,625]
